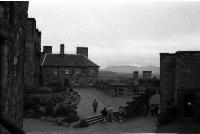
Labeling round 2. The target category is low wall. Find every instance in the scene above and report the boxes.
[96,81,139,97]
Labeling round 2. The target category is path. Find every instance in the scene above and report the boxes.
[74,88,133,118]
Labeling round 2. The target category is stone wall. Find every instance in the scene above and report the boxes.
[160,52,200,118]
[42,66,99,88]
[24,18,41,88]
[175,52,200,117]
[0,1,29,133]
[160,53,175,111]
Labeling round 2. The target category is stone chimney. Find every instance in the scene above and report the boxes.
[60,44,64,55]
[133,71,139,86]
[43,46,52,54]
[76,47,88,57]
[143,71,152,79]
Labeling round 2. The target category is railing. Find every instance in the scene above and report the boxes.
[96,81,139,97]
[86,112,119,125]
[0,117,25,134]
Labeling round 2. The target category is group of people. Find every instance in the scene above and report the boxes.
[92,99,127,123]
[143,104,160,117]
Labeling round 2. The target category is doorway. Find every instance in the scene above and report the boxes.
[64,79,69,88]
[184,94,195,117]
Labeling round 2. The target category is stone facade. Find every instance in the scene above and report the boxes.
[24,18,41,88]
[160,51,200,119]
[41,45,99,88]
[0,1,29,133]
[42,66,99,87]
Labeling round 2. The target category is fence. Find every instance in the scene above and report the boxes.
[96,81,140,97]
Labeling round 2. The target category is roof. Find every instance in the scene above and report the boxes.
[41,54,99,67]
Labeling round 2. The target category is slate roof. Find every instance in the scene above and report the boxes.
[41,54,99,67]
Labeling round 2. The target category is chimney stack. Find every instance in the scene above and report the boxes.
[43,46,52,54]
[60,44,64,55]
[76,47,88,57]
[133,71,139,86]
[142,71,152,79]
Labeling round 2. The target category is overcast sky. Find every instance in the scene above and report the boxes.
[28,0,200,68]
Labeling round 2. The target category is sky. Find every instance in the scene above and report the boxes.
[28,0,200,68]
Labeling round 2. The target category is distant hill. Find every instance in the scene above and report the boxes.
[98,71,132,79]
[100,65,160,78]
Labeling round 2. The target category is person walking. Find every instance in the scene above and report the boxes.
[107,105,113,122]
[101,107,108,123]
[92,99,98,113]
[118,106,124,122]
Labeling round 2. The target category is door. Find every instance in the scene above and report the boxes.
[64,79,69,88]
[184,94,195,117]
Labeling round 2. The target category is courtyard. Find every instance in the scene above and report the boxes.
[24,88,157,134]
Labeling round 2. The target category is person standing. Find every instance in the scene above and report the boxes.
[119,106,124,122]
[107,105,113,122]
[92,99,98,113]
[101,107,108,123]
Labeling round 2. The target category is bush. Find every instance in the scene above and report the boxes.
[55,104,77,117]
[24,96,40,111]
[73,119,89,128]
[24,87,52,94]
[44,102,55,116]
[63,113,79,123]
[49,82,65,93]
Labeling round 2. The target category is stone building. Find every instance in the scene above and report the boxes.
[132,71,160,94]
[160,51,200,119]
[41,44,99,87]
[24,18,41,88]
[0,1,29,133]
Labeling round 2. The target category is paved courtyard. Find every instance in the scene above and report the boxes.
[74,88,133,118]
[24,88,157,134]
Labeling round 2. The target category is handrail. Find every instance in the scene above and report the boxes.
[0,117,26,134]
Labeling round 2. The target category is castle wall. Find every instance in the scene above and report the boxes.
[160,52,200,118]
[0,2,29,133]
[160,53,176,111]
[24,18,41,88]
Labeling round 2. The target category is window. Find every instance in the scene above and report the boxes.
[54,68,58,75]
[13,56,18,77]
[76,69,80,74]
[75,78,79,85]
[65,69,69,74]
[89,79,93,85]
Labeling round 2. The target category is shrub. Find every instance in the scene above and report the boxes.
[25,87,52,94]
[73,119,89,128]
[44,102,55,116]
[55,104,77,117]
[63,113,79,123]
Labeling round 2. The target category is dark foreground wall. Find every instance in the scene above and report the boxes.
[160,51,200,119]
[0,2,29,133]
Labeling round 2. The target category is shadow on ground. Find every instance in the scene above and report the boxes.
[156,121,200,133]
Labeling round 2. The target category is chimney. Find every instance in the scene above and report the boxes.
[133,71,139,79]
[133,71,139,86]
[143,71,152,79]
[43,46,52,54]
[76,47,88,57]
[60,44,64,55]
